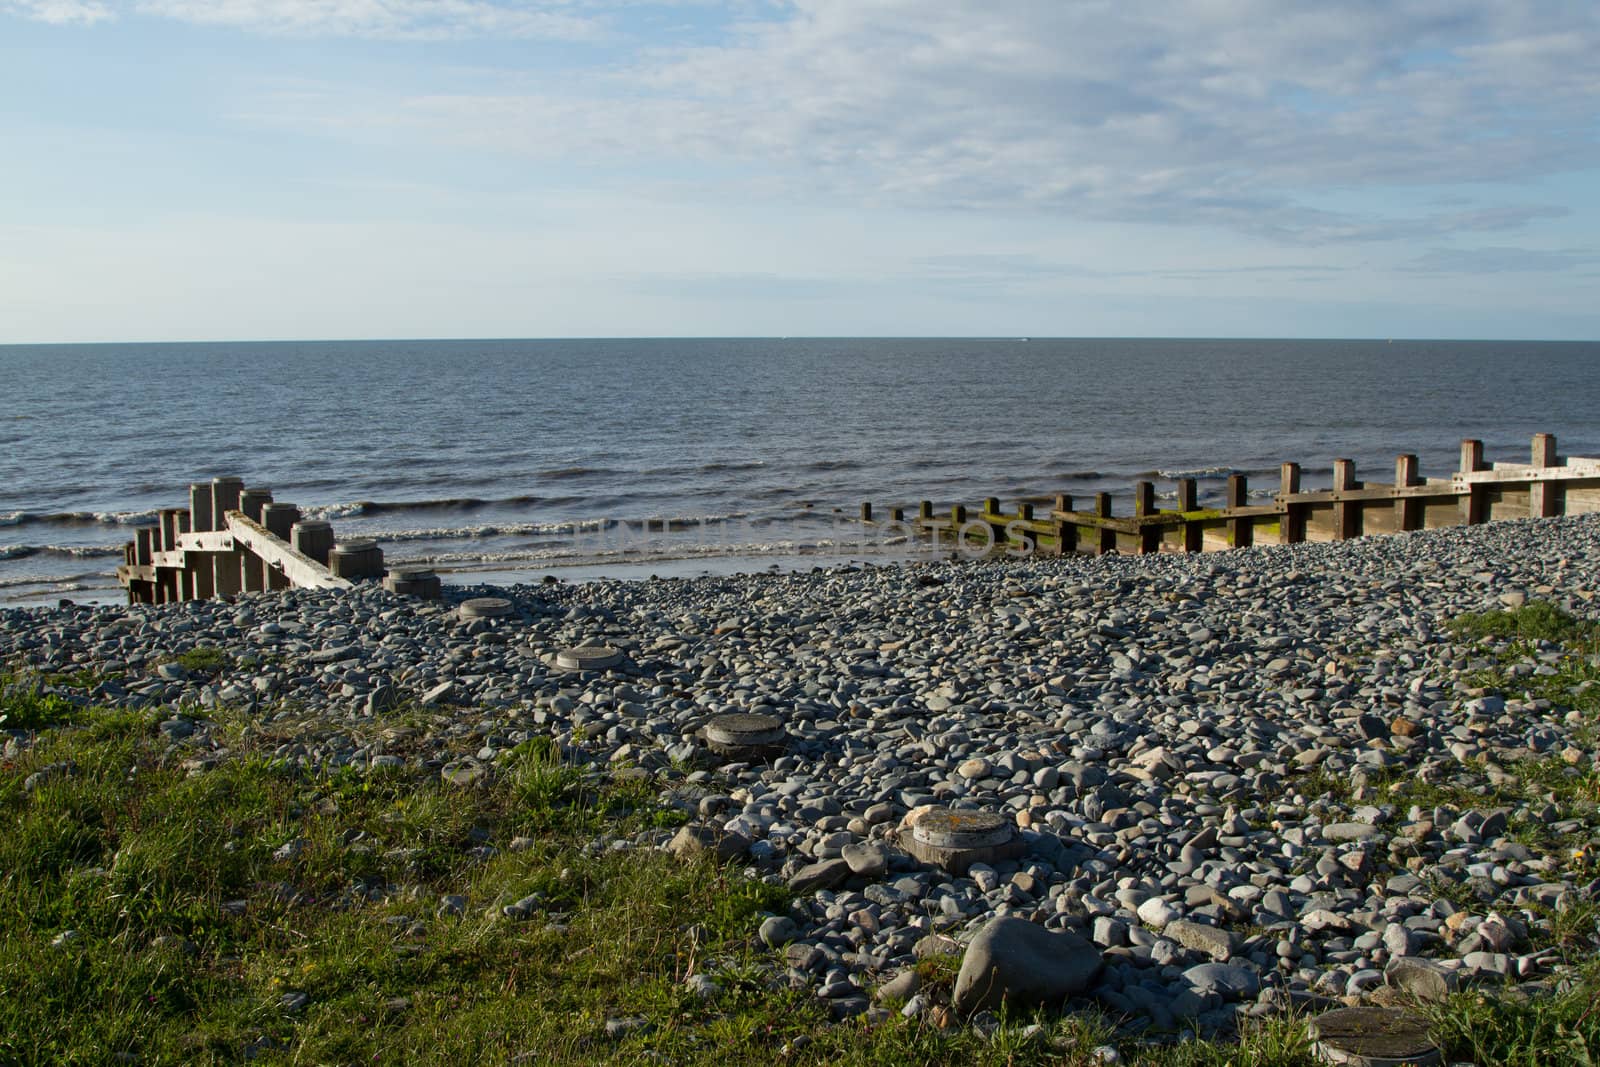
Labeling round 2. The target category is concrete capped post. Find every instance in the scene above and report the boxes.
[328,539,384,580]
[211,476,244,596]
[239,488,273,592]
[290,520,335,565]
[187,483,215,599]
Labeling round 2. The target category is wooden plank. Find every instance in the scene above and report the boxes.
[175,531,236,552]
[1452,466,1600,485]
[151,550,187,569]
[1277,484,1461,504]
[117,564,155,583]
[225,511,350,590]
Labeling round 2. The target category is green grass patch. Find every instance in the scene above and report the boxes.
[0,673,86,730]
[1450,601,1599,647]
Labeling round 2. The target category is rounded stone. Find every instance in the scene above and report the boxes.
[555,645,624,671]
[1308,1006,1440,1066]
[459,597,514,620]
[703,712,786,756]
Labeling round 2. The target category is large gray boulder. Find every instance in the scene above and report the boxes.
[952,917,1103,1015]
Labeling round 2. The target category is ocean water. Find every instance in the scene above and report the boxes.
[3,337,1597,605]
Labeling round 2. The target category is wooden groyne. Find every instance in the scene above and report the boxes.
[115,476,437,605]
[860,434,1600,557]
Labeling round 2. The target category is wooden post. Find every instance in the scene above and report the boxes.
[890,506,905,522]
[1177,478,1203,553]
[1332,459,1358,540]
[1459,439,1485,525]
[1531,433,1558,518]
[1134,481,1161,554]
[239,488,273,592]
[134,527,155,604]
[1394,454,1420,532]
[210,477,244,597]
[261,503,302,590]
[860,502,873,522]
[918,500,933,521]
[1054,493,1076,556]
[174,511,192,599]
[1013,502,1037,554]
[1279,463,1303,544]
[983,498,1008,547]
[1227,475,1252,548]
[158,508,182,603]
[187,483,215,600]
[1095,492,1116,554]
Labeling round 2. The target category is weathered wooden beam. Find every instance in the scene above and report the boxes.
[225,511,350,591]
[1095,493,1117,554]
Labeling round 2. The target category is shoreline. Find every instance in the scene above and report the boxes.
[4,514,1600,1055]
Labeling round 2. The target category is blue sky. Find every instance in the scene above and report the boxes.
[2,0,1597,342]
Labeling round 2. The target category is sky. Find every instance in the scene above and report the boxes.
[1,0,1598,342]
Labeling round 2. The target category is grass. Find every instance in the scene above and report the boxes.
[6,669,1600,1064]
[0,672,87,730]
[1448,602,1600,719]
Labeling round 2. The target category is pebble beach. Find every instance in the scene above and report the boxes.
[5,513,1600,1039]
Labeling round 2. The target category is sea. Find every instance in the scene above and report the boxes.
[2,338,1597,607]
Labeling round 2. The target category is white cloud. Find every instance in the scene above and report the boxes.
[1,0,112,24]
[2,0,611,38]
[134,0,604,40]
[9,0,1599,250]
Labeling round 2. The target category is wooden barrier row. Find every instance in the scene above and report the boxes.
[116,475,393,605]
[861,434,1600,558]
